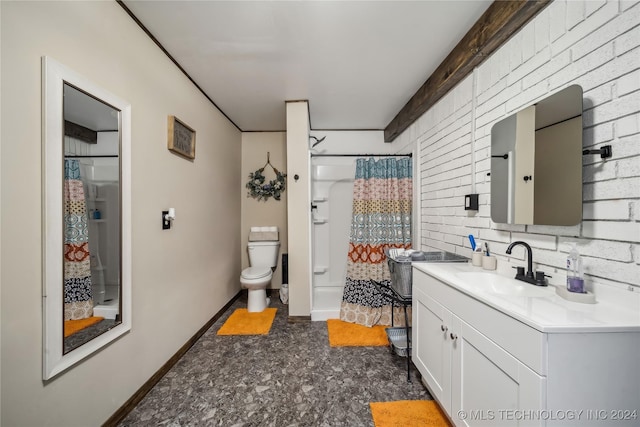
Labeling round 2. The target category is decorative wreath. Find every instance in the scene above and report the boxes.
[246,153,287,201]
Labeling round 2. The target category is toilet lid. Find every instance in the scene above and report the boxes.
[241,267,271,280]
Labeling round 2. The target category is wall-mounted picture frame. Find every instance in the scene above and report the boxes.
[167,115,196,159]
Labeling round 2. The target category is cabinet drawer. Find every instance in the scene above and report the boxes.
[413,269,547,375]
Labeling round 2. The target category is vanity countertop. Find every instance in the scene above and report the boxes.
[413,262,640,333]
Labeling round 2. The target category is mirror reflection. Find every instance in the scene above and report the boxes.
[63,84,121,353]
[490,85,583,225]
[43,56,131,380]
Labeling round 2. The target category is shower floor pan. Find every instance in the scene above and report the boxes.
[94,299,119,320]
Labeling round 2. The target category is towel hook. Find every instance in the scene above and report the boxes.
[583,145,612,159]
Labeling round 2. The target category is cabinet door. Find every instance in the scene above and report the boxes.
[413,287,452,410]
[451,318,545,427]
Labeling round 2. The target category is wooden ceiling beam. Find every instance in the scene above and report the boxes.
[384,0,552,142]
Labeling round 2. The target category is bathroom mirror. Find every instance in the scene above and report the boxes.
[42,57,131,380]
[490,85,583,225]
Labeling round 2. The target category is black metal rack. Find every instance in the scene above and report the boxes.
[371,279,412,382]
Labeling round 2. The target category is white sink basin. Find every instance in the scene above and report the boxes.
[457,272,554,298]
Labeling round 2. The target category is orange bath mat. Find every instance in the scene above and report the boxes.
[326,319,389,347]
[64,316,104,338]
[370,400,452,427]
[217,308,277,335]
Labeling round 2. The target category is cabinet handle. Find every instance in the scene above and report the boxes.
[450,333,458,341]
[440,325,448,332]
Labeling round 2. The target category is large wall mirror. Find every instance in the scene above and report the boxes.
[490,85,583,225]
[42,57,131,380]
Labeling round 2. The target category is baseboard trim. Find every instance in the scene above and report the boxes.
[287,315,311,323]
[102,291,242,427]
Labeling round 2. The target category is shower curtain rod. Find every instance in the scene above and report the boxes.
[310,153,412,158]
[64,155,119,158]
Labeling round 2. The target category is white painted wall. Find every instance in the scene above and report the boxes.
[286,101,312,316]
[395,0,640,303]
[1,2,241,425]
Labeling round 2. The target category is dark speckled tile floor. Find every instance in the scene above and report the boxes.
[119,293,431,426]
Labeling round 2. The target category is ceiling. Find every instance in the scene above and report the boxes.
[121,1,492,132]
[64,84,119,131]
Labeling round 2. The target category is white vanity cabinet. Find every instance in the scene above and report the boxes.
[414,276,544,426]
[412,265,640,427]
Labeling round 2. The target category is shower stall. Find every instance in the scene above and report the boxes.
[65,127,121,321]
[300,131,415,321]
[309,152,415,321]
[79,159,120,319]
[310,157,356,320]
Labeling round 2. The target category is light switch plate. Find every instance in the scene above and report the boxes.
[162,210,171,230]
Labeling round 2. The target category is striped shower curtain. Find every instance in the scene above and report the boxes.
[64,159,94,320]
[339,157,412,327]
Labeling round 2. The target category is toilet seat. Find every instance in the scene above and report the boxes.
[241,266,272,280]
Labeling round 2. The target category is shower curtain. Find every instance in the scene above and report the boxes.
[339,157,412,327]
[64,159,94,320]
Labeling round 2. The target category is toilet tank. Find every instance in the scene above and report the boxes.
[247,241,280,268]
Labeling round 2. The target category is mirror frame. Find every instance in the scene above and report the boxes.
[42,56,132,380]
[490,85,583,226]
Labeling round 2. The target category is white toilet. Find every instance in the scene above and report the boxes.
[240,239,280,312]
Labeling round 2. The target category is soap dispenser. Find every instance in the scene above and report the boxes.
[566,244,585,293]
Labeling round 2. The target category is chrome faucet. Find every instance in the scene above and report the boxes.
[506,241,549,286]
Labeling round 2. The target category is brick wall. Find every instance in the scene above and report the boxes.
[397,0,639,294]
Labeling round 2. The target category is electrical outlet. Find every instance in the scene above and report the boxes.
[465,194,479,210]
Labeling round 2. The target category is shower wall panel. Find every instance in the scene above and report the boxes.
[311,161,355,320]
